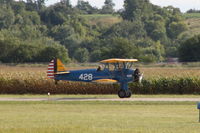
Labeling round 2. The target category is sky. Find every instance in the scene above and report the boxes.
[46,0,200,13]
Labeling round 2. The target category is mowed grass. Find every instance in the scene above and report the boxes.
[82,14,122,26]
[184,18,200,36]
[0,101,200,133]
[183,13,200,36]
[184,13,200,19]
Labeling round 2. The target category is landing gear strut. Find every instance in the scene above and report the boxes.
[118,82,132,98]
[118,89,132,98]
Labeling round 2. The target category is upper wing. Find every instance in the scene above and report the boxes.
[100,58,138,63]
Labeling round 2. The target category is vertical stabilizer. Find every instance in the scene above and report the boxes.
[47,59,68,79]
[57,59,66,72]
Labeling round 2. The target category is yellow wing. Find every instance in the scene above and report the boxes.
[92,79,118,84]
[100,58,138,63]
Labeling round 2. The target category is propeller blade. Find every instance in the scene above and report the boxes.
[138,73,143,83]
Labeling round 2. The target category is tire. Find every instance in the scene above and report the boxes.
[125,90,132,98]
[118,90,126,98]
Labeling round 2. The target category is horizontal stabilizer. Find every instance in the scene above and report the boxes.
[55,71,70,75]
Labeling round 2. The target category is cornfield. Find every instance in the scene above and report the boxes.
[0,65,200,94]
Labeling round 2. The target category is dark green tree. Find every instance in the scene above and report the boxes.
[103,20,146,39]
[122,0,152,21]
[0,6,15,29]
[101,0,115,14]
[76,0,94,14]
[104,37,140,59]
[179,35,200,62]
[74,48,89,62]
[168,22,187,39]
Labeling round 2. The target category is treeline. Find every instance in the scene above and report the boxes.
[187,9,200,13]
[0,0,190,63]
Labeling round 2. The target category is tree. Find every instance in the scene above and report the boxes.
[121,0,152,21]
[36,0,46,10]
[38,44,70,63]
[179,35,200,62]
[104,37,140,59]
[0,36,20,63]
[40,3,76,26]
[74,48,89,62]
[11,1,26,14]
[103,20,146,39]
[0,6,15,29]
[168,22,188,39]
[61,0,71,7]
[12,44,39,63]
[101,0,115,14]
[76,0,94,14]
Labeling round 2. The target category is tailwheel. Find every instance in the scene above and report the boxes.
[55,80,59,85]
[118,89,126,98]
[125,90,132,98]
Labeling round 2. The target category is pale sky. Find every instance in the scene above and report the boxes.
[46,0,200,13]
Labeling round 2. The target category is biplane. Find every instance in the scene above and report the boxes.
[47,58,143,98]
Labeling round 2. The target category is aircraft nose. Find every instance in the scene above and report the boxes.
[133,68,143,83]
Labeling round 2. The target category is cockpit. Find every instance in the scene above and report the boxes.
[97,62,134,71]
[97,59,138,72]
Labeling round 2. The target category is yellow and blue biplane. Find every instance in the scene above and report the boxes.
[47,58,143,98]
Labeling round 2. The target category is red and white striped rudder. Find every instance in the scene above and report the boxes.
[47,59,55,79]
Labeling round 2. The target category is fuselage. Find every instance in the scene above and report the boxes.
[54,68,134,83]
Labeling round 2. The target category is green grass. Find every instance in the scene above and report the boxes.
[183,13,200,36]
[184,13,200,19]
[0,101,200,133]
[81,14,118,18]
[81,14,122,26]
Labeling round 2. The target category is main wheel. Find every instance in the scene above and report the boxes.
[118,90,126,98]
[125,90,132,98]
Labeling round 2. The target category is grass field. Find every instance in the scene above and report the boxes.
[183,13,200,36]
[184,13,200,19]
[82,14,122,26]
[0,101,199,133]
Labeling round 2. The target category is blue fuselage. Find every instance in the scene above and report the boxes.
[55,68,134,83]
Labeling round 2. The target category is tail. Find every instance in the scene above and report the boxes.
[47,58,68,79]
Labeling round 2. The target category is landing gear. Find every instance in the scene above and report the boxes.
[118,90,126,98]
[55,80,59,85]
[125,90,132,98]
[118,89,132,98]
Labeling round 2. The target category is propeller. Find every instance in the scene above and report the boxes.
[133,68,143,83]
